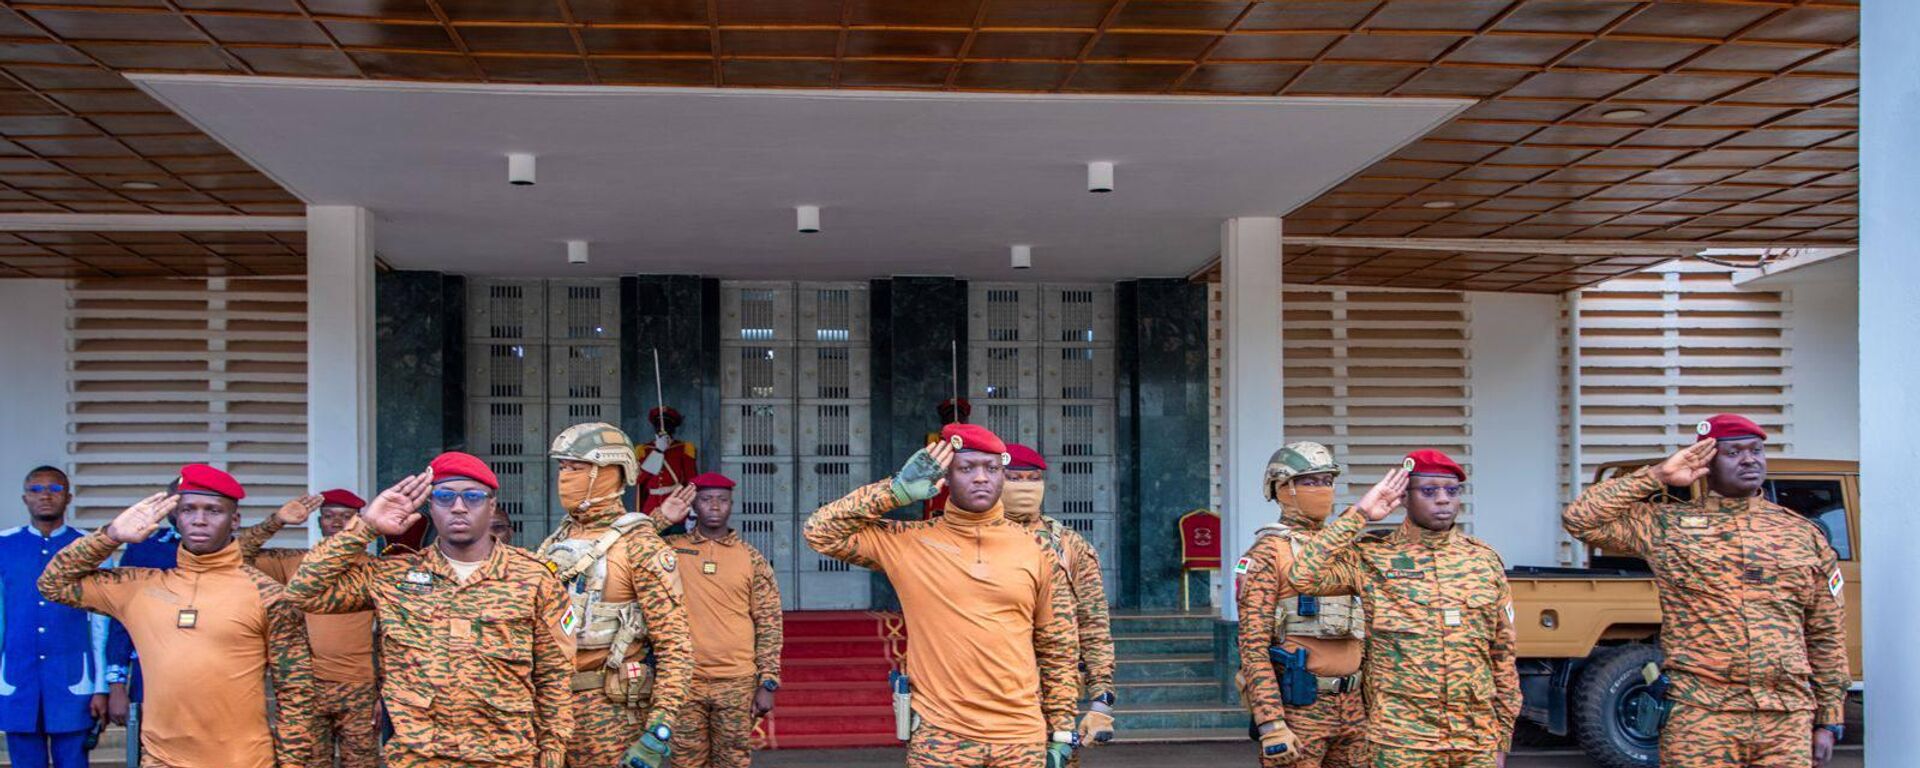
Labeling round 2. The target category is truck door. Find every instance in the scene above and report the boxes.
[1763,474,1860,680]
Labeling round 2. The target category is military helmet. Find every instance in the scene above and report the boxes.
[549,422,639,487]
[1263,441,1341,501]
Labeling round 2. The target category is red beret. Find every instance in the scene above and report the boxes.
[177,464,245,501]
[648,407,683,431]
[941,423,1006,456]
[1005,444,1048,471]
[318,489,366,510]
[938,398,972,421]
[428,451,499,490]
[689,473,735,490]
[1697,413,1767,442]
[1403,449,1466,481]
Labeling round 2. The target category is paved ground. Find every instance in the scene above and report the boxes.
[758,742,1868,767]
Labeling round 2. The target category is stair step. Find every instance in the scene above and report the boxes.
[1110,613,1219,635]
[1116,727,1250,743]
[781,681,894,707]
[1115,654,1217,681]
[1115,678,1223,704]
[767,705,896,735]
[1114,632,1214,656]
[781,636,899,659]
[1112,705,1250,732]
[763,732,900,750]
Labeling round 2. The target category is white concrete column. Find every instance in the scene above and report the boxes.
[1861,2,1917,762]
[306,206,376,532]
[1219,216,1284,622]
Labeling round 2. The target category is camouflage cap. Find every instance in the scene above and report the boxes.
[549,422,640,487]
[1263,441,1341,501]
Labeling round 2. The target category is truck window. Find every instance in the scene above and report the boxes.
[1764,478,1852,561]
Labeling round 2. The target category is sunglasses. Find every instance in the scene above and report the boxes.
[429,489,494,508]
[1414,485,1465,500]
[25,483,66,494]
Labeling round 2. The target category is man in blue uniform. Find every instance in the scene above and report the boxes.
[2,466,107,768]
[103,483,180,766]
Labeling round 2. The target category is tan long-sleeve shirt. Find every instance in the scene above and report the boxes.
[39,531,315,768]
[239,516,377,684]
[805,480,1077,744]
[664,528,783,683]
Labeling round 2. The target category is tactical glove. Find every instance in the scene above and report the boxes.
[890,446,946,506]
[1077,702,1115,746]
[1046,739,1076,768]
[621,715,673,768]
[1258,721,1300,765]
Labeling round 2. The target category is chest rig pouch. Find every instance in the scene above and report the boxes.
[1258,526,1366,642]
[538,513,654,707]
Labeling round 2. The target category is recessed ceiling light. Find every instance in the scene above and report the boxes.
[119,181,160,190]
[1422,201,1457,209]
[1601,108,1649,120]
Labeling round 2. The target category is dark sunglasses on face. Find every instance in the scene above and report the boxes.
[429,489,494,507]
[1414,485,1465,500]
[26,484,66,494]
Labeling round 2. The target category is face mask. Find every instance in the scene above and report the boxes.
[1283,485,1337,522]
[558,465,623,514]
[1002,480,1046,523]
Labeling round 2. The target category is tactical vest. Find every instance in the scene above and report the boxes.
[536,513,652,668]
[1254,523,1364,642]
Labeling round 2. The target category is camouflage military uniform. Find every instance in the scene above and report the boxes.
[1563,467,1849,767]
[805,480,1078,763]
[1286,508,1521,765]
[664,528,783,768]
[1026,518,1114,704]
[237,516,382,768]
[542,421,695,767]
[285,519,575,768]
[1236,531,1370,768]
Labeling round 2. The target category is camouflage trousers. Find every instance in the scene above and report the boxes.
[1660,703,1812,768]
[1266,690,1370,768]
[565,686,646,767]
[907,723,1046,768]
[672,675,758,768]
[1369,746,1497,768]
[313,678,381,768]
[385,748,563,768]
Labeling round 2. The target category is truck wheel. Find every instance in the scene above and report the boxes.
[1574,644,1664,768]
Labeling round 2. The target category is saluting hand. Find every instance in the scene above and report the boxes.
[1653,439,1716,487]
[656,485,697,527]
[275,494,324,525]
[363,469,431,538]
[105,492,179,544]
[1356,467,1410,522]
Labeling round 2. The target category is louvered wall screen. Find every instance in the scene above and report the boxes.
[466,278,620,546]
[1561,261,1793,501]
[968,283,1118,591]
[1207,284,1476,528]
[720,281,871,610]
[66,277,309,543]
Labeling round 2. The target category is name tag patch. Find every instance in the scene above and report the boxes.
[1386,569,1426,580]
[405,570,433,585]
[1443,609,1462,627]
[1679,516,1709,529]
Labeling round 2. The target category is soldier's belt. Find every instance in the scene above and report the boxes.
[571,670,607,692]
[1315,672,1362,695]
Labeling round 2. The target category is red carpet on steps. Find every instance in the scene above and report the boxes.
[755,611,907,750]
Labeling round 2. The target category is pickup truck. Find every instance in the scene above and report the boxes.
[1508,458,1861,768]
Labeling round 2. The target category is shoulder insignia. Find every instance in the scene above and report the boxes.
[656,549,677,573]
[1828,569,1844,598]
[1233,556,1252,575]
[559,604,579,636]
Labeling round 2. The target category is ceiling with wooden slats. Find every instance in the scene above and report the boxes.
[0,0,1858,289]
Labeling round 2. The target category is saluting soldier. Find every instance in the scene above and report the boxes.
[239,489,381,768]
[286,452,575,768]
[537,423,694,768]
[1233,442,1368,767]
[1563,414,1849,768]
[39,465,316,768]
[806,424,1080,768]
[1287,451,1520,768]
[1001,444,1117,755]
[659,472,784,768]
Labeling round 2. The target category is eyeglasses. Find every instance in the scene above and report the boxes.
[1414,485,1465,500]
[429,489,494,508]
[25,483,66,494]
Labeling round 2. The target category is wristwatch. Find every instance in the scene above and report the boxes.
[1818,724,1844,741]
[1091,691,1115,708]
[1050,730,1079,746]
[648,721,673,742]
[105,666,128,685]
[760,679,780,693]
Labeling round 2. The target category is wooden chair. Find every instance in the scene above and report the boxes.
[1178,509,1222,612]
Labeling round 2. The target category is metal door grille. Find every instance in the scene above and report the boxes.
[722,281,871,609]
[970,283,1118,590]
[467,278,621,545]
